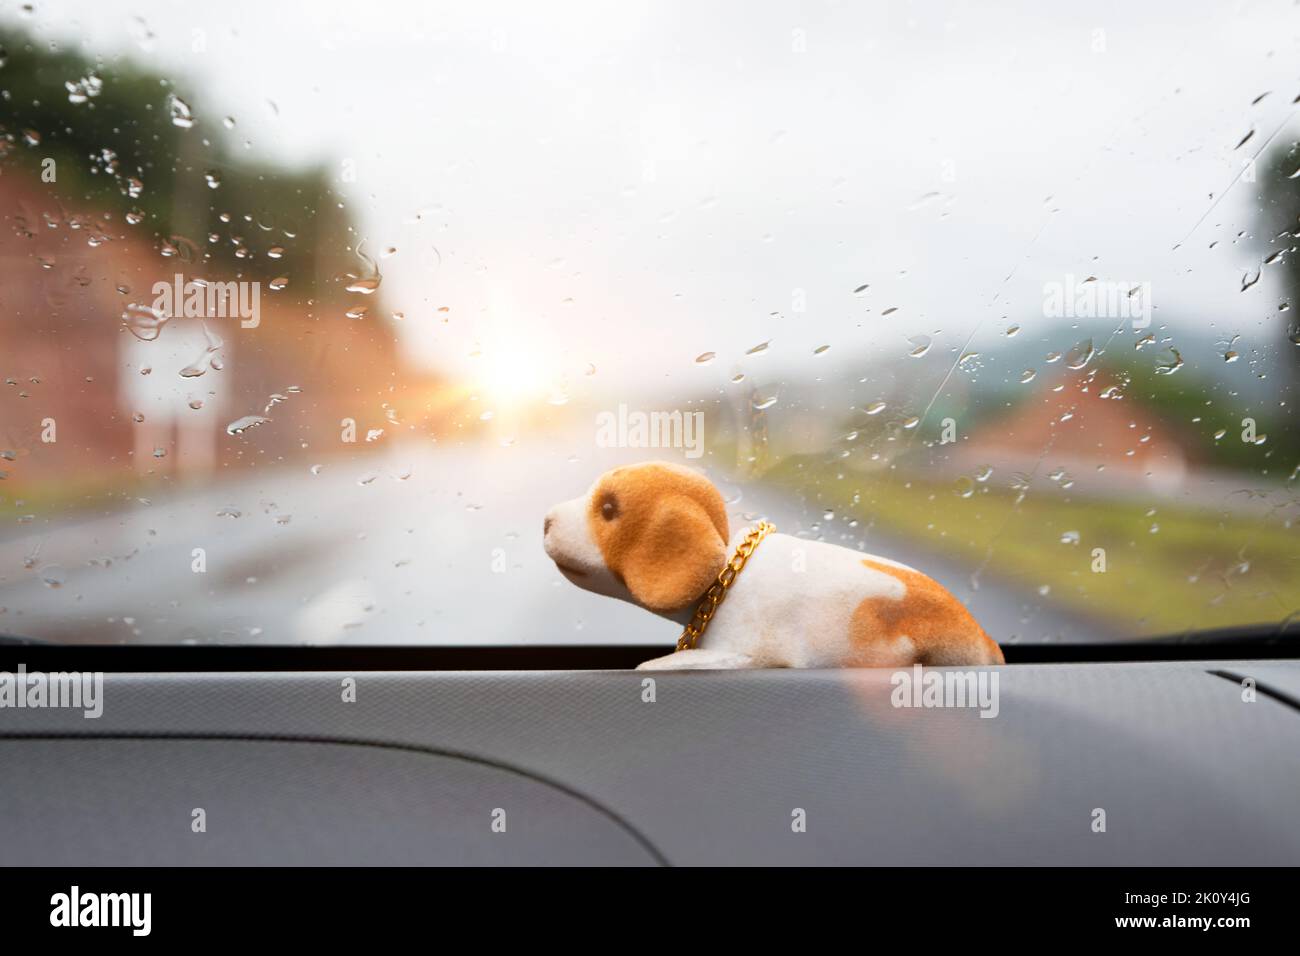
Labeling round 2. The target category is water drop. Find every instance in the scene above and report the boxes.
[341,242,382,295]
[1065,338,1094,370]
[345,277,381,295]
[167,93,194,129]
[225,415,270,435]
[121,303,169,341]
[1154,347,1184,376]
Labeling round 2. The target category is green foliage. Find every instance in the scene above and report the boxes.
[1093,352,1295,474]
[0,26,349,291]
[1257,138,1300,378]
[0,30,182,225]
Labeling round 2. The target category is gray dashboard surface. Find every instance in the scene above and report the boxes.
[1,660,1297,865]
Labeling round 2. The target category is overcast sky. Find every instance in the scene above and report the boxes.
[7,0,1299,408]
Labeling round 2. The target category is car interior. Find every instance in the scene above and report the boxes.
[1,0,1298,886]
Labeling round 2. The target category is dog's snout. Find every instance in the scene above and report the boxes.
[543,513,554,536]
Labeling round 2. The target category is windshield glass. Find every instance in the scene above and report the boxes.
[1,1,1297,646]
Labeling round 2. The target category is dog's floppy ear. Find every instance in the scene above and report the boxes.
[621,494,728,613]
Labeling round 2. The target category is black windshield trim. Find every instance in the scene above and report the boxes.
[0,631,1296,672]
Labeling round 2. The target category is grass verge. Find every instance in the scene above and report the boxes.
[759,454,1300,637]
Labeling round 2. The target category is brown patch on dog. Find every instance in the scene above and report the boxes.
[587,462,730,613]
[851,559,1004,666]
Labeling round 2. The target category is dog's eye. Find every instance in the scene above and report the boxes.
[600,495,619,521]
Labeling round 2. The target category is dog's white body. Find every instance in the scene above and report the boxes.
[544,462,1003,670]
[635,530,927,670]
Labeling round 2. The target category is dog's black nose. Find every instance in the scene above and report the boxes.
[544,515,553,536]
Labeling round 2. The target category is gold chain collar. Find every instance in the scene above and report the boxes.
[677,520,775,651]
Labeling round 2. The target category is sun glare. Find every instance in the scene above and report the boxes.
[474,344,551,411]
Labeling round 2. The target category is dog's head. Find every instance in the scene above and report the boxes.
[543,461,730,614]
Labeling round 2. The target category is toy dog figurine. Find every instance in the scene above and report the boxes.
[544,461,1004,670]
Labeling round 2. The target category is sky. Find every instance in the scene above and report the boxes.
[5,0,1299,410]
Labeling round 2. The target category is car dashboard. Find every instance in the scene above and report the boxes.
[1,643,1297,866]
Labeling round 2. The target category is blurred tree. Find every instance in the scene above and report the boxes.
[1257,138,1300,381]
[1098,356,1289,473]
[1255,140,1300,473]
[0,25,351,293]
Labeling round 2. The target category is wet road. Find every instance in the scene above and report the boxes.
[0,442,1115,647]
